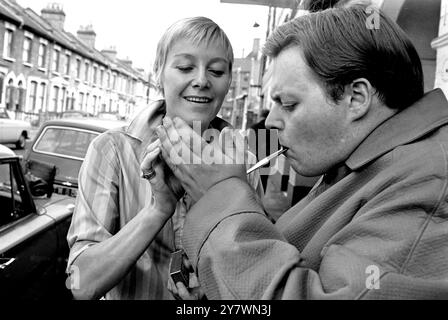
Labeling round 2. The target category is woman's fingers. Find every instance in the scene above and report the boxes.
[140,139,161,171]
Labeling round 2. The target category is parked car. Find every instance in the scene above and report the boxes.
[97,111,123,121]
[0,144,75,299]
[61,110,94,119]
[23,118,127,197]
[0,108,31,149]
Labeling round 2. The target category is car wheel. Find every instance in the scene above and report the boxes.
[16,134,26,149]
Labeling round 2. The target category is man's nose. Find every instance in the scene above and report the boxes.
[192,70,210,89]
[265,107,283,131]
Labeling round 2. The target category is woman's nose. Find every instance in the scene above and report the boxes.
[192,70,210,89]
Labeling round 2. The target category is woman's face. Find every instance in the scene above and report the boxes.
[161,38,231,129]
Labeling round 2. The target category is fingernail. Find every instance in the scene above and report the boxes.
[148,139,160,148]
[149,147,160,155]
[156,125,164,136]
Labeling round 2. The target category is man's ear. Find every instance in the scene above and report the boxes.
[345,78,374,122]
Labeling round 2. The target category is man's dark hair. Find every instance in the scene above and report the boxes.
[302,0,345,12]
[263,5,424,110]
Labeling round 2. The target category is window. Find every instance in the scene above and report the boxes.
[34,127,99,160]
[16,81,25,112]
[51,86,59,111]
[86,93,90,112]
[3,28,14,58]
[23,37,32,63]
[78,92,84,110]
[100,69,104,87]
[107,72,110,88]
[64,53,70,75]
[92,95,97,113]
[52,49,60,72]
[76,58,81,78]
[5,79,14,110]
[38,83,46,111]
[0,161,31,227]
[112,74,116,90]
[0,73,4,104]
[60,87,66,111]
[70,92,75,110]
[84,62,89,81]
[38,43,47,68]
[28,81,37,112]
[93,66,97,84]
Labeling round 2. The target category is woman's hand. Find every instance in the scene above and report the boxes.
[156,116,247,204]
[140,139,184,217]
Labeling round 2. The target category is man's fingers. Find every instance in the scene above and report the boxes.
[167,278,181,300]
[172,117,208,156]
[157,124,184,166]
[175,281,199,300]
[163,117,182,148]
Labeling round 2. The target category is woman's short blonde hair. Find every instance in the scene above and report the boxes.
[153,16,234,90]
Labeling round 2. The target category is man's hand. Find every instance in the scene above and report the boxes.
[156,116,247,203]
[167,256,205,300]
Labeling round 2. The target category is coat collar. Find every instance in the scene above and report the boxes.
[125,99,166,143]
[346,89,448,171]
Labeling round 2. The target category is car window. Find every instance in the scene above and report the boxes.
[0,109,9,119]
[0,161,27,227]
[34,127,99,160]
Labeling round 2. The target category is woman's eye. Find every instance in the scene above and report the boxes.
[176,66,193,72]
[209,70,225,77]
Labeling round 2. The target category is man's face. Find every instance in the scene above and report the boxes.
[266,46,352,177]
[161,38,231,129]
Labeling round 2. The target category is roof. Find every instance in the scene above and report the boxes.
[39,118,128,132]
[0,144,17,158]
[234,58,253,73]
[0,0,148,82]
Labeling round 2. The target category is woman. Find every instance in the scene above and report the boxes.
[66,16,262,300]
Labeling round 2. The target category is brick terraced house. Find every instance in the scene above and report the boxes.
[0,0,152,123]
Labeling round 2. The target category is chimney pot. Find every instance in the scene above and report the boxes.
[41,2,65,30]
[77,25,96,48]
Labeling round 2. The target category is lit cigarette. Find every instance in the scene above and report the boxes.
[246,148,288,174]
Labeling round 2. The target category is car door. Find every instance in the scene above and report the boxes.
[0,157,63,299]
[0,109,10,143]
[28,125,99,188]
[0,109,20,142]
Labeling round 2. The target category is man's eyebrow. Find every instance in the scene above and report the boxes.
[270,90,281,102]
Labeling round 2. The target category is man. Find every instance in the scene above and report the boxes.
[157,5,448,299]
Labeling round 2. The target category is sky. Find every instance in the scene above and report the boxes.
[16,0,273,73]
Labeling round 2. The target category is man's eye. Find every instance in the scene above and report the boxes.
[282,103,297,111]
